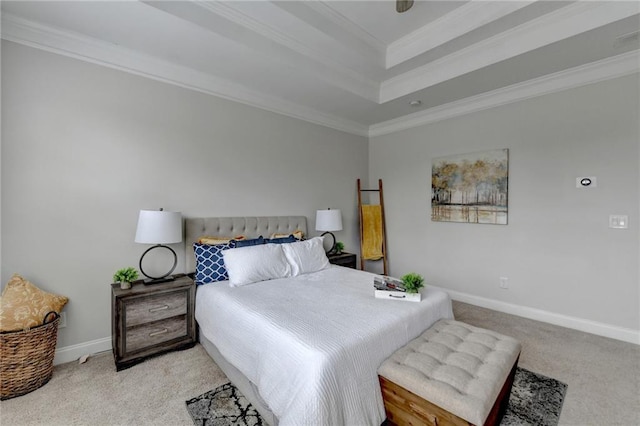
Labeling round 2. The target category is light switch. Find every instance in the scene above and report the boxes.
[609,215,628,229]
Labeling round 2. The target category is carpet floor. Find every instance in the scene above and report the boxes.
[186,367,567,426]
[0,301,637,425]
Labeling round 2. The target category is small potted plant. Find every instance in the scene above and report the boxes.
[334,241,345,255]
[113,267,139,290]
[401,272,424,294]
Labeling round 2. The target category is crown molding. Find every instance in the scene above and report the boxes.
[305,1,387,57]
[2,8,637,140]
[370,50,640,137]
[386,0,535,69]
[380,1,640,103]
[1,13,369,137]
[189,1,380,101]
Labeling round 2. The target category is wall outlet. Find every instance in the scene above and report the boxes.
[499,277,509,289]
[609,215,628,229]
[59,312,67,328]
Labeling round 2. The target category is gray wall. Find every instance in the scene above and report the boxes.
[1,41,368,348]
[370,75,639,332]
[2,39,638,351]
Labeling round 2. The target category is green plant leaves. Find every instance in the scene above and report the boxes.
[113,266,139,283]
[401,272,424,294]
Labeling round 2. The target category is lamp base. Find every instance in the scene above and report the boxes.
[143,275,176,285]
[321,231,337,255]
[139,244,178,285]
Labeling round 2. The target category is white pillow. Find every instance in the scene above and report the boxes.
[223,244,292,287]
[282,237,330,276]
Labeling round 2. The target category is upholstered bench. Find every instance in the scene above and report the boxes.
[378,319,521,426]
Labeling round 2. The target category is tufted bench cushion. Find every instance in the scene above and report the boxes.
[378,319,521,426]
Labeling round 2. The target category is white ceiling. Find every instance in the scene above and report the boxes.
[2,1,639,136]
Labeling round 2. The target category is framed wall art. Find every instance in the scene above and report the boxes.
[431,149,508,224]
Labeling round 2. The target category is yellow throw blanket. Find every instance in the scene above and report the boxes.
[361,205,384,260]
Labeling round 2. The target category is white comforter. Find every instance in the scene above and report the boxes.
[196,266,453,426]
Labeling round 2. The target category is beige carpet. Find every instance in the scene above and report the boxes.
[0,344,227,425]
[1,301,638,425]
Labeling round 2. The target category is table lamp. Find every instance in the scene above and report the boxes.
[315,208,343,255]
[135,208,182,284]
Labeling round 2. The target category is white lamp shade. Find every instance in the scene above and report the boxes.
[135,210,182,244]
[315,209,343,232]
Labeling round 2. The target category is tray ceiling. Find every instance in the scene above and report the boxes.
[2,1,639,136]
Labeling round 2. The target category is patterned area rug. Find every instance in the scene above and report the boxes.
[186,382,264,426]
[502,368,568,426]
[186,367,567,426]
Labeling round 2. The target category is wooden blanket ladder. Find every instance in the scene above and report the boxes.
[357,179,388,274]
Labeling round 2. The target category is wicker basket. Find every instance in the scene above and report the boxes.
[0,312,60,400]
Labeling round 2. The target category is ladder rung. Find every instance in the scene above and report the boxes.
[357,178,387,275]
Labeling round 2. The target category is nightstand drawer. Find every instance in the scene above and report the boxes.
[112,275,196,370]
[126,316,187,352]
[125,292,187,326]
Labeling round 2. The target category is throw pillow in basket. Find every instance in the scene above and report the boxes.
[0,274,68,332]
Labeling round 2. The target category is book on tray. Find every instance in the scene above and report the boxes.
[373,275,406,292]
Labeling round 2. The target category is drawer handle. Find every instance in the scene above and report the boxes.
[149,305,169,313]
[149,328,168,337]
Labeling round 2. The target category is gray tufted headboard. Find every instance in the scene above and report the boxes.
[184,216,308,273]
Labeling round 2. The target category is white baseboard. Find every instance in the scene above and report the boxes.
[433,286,640,345]
[53,336,112,366]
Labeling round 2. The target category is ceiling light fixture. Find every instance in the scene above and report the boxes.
[396,0,414,13]
[409,100,422,107]
[614,30,639,48]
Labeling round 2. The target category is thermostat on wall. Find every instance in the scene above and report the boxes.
[576,176,597,188]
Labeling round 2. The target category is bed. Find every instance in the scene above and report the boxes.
[185,216,454,426]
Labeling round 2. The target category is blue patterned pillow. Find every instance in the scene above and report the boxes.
[235,236,265,247]
[266,235,297,244]
[194,241,235,285]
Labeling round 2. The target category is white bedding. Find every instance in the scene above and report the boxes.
[195,266,453,426]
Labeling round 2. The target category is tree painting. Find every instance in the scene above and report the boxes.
[431,149,508,224]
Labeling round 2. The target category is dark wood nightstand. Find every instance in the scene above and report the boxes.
[327,252,357,269]
[111,274,196,371]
